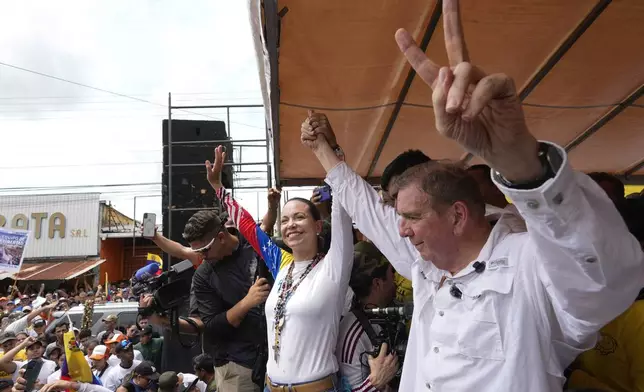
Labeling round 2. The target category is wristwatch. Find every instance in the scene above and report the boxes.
[494,142,562,189]
[332,144,345,160]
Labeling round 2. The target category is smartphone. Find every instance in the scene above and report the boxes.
[315,185,332,203]
[143,213,156,238]
[23,360,40,392]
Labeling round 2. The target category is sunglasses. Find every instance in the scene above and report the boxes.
[191,237,215,255]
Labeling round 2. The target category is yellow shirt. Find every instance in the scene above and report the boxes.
[0,349,28,379]
[568,300,644,392]
[394,272,413,304]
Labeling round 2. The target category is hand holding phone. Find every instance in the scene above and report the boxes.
[142,213,156,239]
[23,359,40,391]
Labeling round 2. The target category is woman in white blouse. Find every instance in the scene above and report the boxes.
[207,143,353,392]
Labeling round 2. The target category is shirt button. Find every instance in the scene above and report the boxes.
[447,280,453,286]
[526,200,540,209]
[438,311,444,316]
[585,256,597,263]
[426,382,431,389]
[434,347,439,353]
[552,192,563,205]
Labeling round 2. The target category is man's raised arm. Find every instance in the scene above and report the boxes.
[302,112,417,279]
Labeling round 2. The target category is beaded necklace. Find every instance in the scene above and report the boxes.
[271,252,324,362]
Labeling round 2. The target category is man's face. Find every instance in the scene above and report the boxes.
[127,325,138,338]
[396,184,457,265]
[104,320,116,331]
[26,344,42,360]
[373,265,397,306]
[20,298,29,306]
[189,232,220,260]
[1,339,16,352]
[135,375,152,389]
[91,357,107,370]
[55,325,69,341]
[139,318,149,329]
[140,334,152,345]
[118,348,135,364]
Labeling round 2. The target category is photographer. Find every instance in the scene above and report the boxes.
[337,241,400,391]
[141,209,266,392]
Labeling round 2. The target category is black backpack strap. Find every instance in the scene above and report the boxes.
[186,377,199,392]
[351,308,379,346]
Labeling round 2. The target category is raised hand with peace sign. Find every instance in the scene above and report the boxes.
[395,0,543,183]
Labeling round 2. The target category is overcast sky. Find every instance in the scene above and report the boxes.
[0,0,288,224]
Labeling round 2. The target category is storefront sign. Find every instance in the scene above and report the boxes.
[0,193,100,259]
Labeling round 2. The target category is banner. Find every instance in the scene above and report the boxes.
[0,228,29,275]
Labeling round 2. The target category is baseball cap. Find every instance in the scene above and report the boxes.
[134,362,160,381]
[0,331,17,344]
[114,340,133,354]
[22,306,32,312]
[25,338,44,350]
[350,241,390,288]
[105,333,126,345]
[158,371,179,392]
[142,326,153,336]
[0,379,14,390]
[45,344,62,358]
[32,316,45,327]
[102,314,118,323]
[0,297,7,301]
[89,345,109,360]
[20,295,28,300]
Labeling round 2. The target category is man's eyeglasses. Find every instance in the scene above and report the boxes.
[191,237,215,255]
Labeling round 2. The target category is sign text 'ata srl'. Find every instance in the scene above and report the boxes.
[0,212,88,239]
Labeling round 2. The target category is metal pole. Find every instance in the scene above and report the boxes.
[169,104,262,110]
[133,196,137,255]
[167,92,173,269]
[226,107,231,137]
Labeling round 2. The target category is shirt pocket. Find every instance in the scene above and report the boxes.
[456,260,515,361]
[456,318,504,361]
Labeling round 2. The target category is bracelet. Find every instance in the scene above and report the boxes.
[332,145,345,160]
[494,143,557,190]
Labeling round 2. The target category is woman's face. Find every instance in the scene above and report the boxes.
[280,200,321,250]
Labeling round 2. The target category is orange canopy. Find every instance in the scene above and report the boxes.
[251,0,644,186]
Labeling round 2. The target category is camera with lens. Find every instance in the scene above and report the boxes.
[363,303,412,388]
[134,259,194,317]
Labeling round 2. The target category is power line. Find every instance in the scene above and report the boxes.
[0,91,262,100]
[0,61,265,128]
[0,161,163,170]
[0,183,161,192]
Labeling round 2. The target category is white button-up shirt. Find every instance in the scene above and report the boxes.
[325,142,644,392]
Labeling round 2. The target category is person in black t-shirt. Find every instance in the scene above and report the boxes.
[183,210,265,392]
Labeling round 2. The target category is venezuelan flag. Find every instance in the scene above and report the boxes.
[61,330,102,387]
[146,253,163,275]
[217,187,293,278]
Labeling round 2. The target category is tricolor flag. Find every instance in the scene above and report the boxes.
[61,330,102,387]
[146,253,163,275]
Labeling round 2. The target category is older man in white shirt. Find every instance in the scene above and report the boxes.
[299,2,644,391]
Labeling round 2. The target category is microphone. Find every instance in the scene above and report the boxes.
[364,303,414,318]
[450,285,462,299]
[473,261,486,273]
[133,263,160,281]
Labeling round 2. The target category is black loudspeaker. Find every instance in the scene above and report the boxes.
[162,119,234,254]
[161,119,233,373]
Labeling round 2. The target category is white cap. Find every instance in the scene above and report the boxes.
[89,345,108,360]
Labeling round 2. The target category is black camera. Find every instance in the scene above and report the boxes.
[364,304,412,388]
[134,259,194,315]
